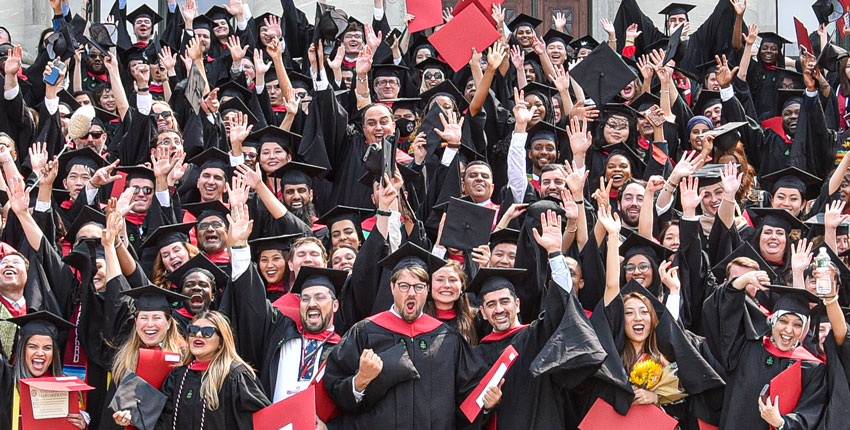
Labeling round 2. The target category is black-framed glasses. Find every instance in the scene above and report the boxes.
[88,52,105,59]
[187,325,219,338]
[151,110,173,120]
[396,282,428,293]
[132,185,153,195]
[198,221,224,231]
[82,130,104,139]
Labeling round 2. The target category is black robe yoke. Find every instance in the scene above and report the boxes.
[474,281,605,429]
[324,311,487,429]
[703,285,827,429]
[156,363,270,430]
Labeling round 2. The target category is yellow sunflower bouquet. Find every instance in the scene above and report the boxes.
[630,359,663,390]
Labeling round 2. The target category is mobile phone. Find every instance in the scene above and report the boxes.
[385,29,402,47]
[43,61,67,86]
[759,383,770,404]
[644,105,665,127]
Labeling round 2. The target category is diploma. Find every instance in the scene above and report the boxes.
[460,345,519,422]
[29,387,69,419]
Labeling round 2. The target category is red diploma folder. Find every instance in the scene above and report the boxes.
[136,349,181,390]
[312,363,340,422]
[451,0,500,28]
[406,0,443,33]
[578,398,678,430]
[794,18,812,54]
[428,4,500,72]
[460,345,518,423]
[769,360,802,416]
[254,385,316,429]
[18,376,93,430]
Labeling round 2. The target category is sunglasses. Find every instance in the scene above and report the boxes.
[132,185,153,195]
[151,110,173,120]
[187,324,219,338]
[423,72,443,80]
[82,131,104,139]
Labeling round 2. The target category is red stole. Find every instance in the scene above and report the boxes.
[205,250,230,264]
[126,212,145,226]
[341,58,356,68]
[133,41,149,48]
[267,282,285,293]
[188,360,210,371]
[303,329,341,344]
[366,311,444,337]
[762,336,823,363]
[0,295,25,317]
[479,324,528,343]
[149,83,164,93]
[60,199,74,210]
[760,117,792,143]
[360,216,377,233]
[175,307,193,318]
[63,303,89,368]
[272,105,287,113]
[272,292,303,331]
[86,70,107,82]
[673,72,692,106]
[435,308,457,321]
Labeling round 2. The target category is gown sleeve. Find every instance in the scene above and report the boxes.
[701,282,749,373]
[227,364,271,429]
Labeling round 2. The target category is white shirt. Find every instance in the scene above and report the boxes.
[272,333,329,403]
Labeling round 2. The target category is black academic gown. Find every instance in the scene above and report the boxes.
[473,280,606,429]
[702,284,828,429]
[324,311,487,429]
[156,362,270,430]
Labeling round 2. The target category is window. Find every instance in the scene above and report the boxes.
[550,8,573,34]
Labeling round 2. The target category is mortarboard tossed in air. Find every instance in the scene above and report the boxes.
[439,197,497,251]
[812,0,845,24]
[570,43,638,105]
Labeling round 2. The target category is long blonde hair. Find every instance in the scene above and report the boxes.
[112,311,186,382]
[184,311,255,410]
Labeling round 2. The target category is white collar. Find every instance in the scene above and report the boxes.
[1,294,25,309]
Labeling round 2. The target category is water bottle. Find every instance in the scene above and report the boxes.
[815,247,833,296]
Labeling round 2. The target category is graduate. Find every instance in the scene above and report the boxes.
[324,242,490,428]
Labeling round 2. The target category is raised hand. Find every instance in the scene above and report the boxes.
[226,176,251,207]
[491,4,505,27]
[229,111,253,148]
[645,175,666,195]
[469,48,482,69]
[679,176,701,216]
[626,23,642,42]
[597,202,621,236]
[200,88,220,115]
[591,177,612,209]
[549,65,570,92]
[410,132,427,165]
[510,44,524,70]
[40,157,59,186]
[355,45,374,75]
[743,23,759,46]
[442,7,453,23]
[486,40,507,70]
[151,145,179,181]
[182,0,197,26]
[825,199,850,231]
[435,112,464,147]
[731,0,747,16]
[570,99,599,122]
[533,210,563,253]
[186,36,203,61]
[28,142,48,177]
[264,15,282,38]
[265,37,282,59]
[253,49,271,76]
[564,160,588,198]
[658,260,680,295]
[364,23,383,52]
[669,150,703,184]
[791,238,814,276]
[376,173,399,210]
[102,199,125,247]
[227,35,248,64]
[714,54,739,88]
[568,115,592,156]
[235,163,263,189]
[224,0,244,18]
[6,175,29,215]
[328,45,344,71]
[512,88,536,130]
[5,45,22,76]
[531,33,546,55]
[559,188,579,220]
[159,45,177,73]
[637,54,654,82]
[282,87,300,115]
[90,160,122,188]
[554,12,568,31]
[115,186,134,217]
[720,161,743,197]
[227,203,254,247]
[167,152,187,187]
[599,18,615,38]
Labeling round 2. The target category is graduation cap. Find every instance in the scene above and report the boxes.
[0,43,12,57]
[64,206,106,245]
[817,42,849,72]
[701,121,747,151]
[697,60,719,80]
[217,80,254,101]
[62,238,105,274]
[630,92,661,112]
[467,267,527,296]
[767,285,818,317]
[543,29,573,47]
[804,213,850,236]
[385,97,422,115]
[658,3,696,17]
[313,3,350,55]
[775,88,805,115]
[109,372,167,430]
[270,161,327,187]
[7,311,74,341]
[601,102,640,119]
[93,106,120,124]
[415,57,450,74]
[187,147,230,174]
[116,165,155,182]
[248,233,303,259]
[693,90,721,116]
[192,15,215,32]
[378,241,448,274]
[165,253,229,290]
[290,265,348,296]
[569,35,600,53]
[247,126,301,155]
[507,13,543,32]
[620,232,674,262]
[219,97,259,125]
[123,285,188,313]
[489,228,520,247]
[526,121,567,149]
[662,25,684,66]
[315,206,372,241]
[45,25,76,61]
[750,207,807,232]
[601,141,646,169]
[691,163,727,187]
[140,222,195,250]
[126,4,163,25]
[456,142,486,164]
[570,43,637,105]
[812,0,845,24]
[89,23,118,49]
[439,197,497,251]
[418,80,469,113]
[759,32,792,48]
[58,89,81,111]
[711,242,779,282]
[372,63,410,81]
[286,68,313,90]
[204,5,233,23]
[183,201,230,224]
[760,166,822,201]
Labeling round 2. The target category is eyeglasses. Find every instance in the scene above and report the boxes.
[244,153,258,160]
[342,33,363,41]
[624,263,651,274]
[82,131,104,139]
[395,282,428,293]
[301,293,331,303]
[198,221,224,231]
[88,52,104,59]
[423,72,443,80]
[187,325,219,338]
[151,110,173,120]
[374,79,399,87]
[132,185,153,195]
[157,137,182,147]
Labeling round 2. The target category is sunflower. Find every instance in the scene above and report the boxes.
[630,359,663,390]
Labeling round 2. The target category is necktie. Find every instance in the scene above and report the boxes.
[299,339,320,381]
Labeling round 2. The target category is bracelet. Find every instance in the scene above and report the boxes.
[356,76,368,83]
[137,87,149,93]
[660,90,670,94]
[823,295,839,305]
[548,250,562,258]
[625,39,634,44]
[376,209,392,216]
[566,224,578,234]
[573,199,584,206]
[232,244,247,249]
